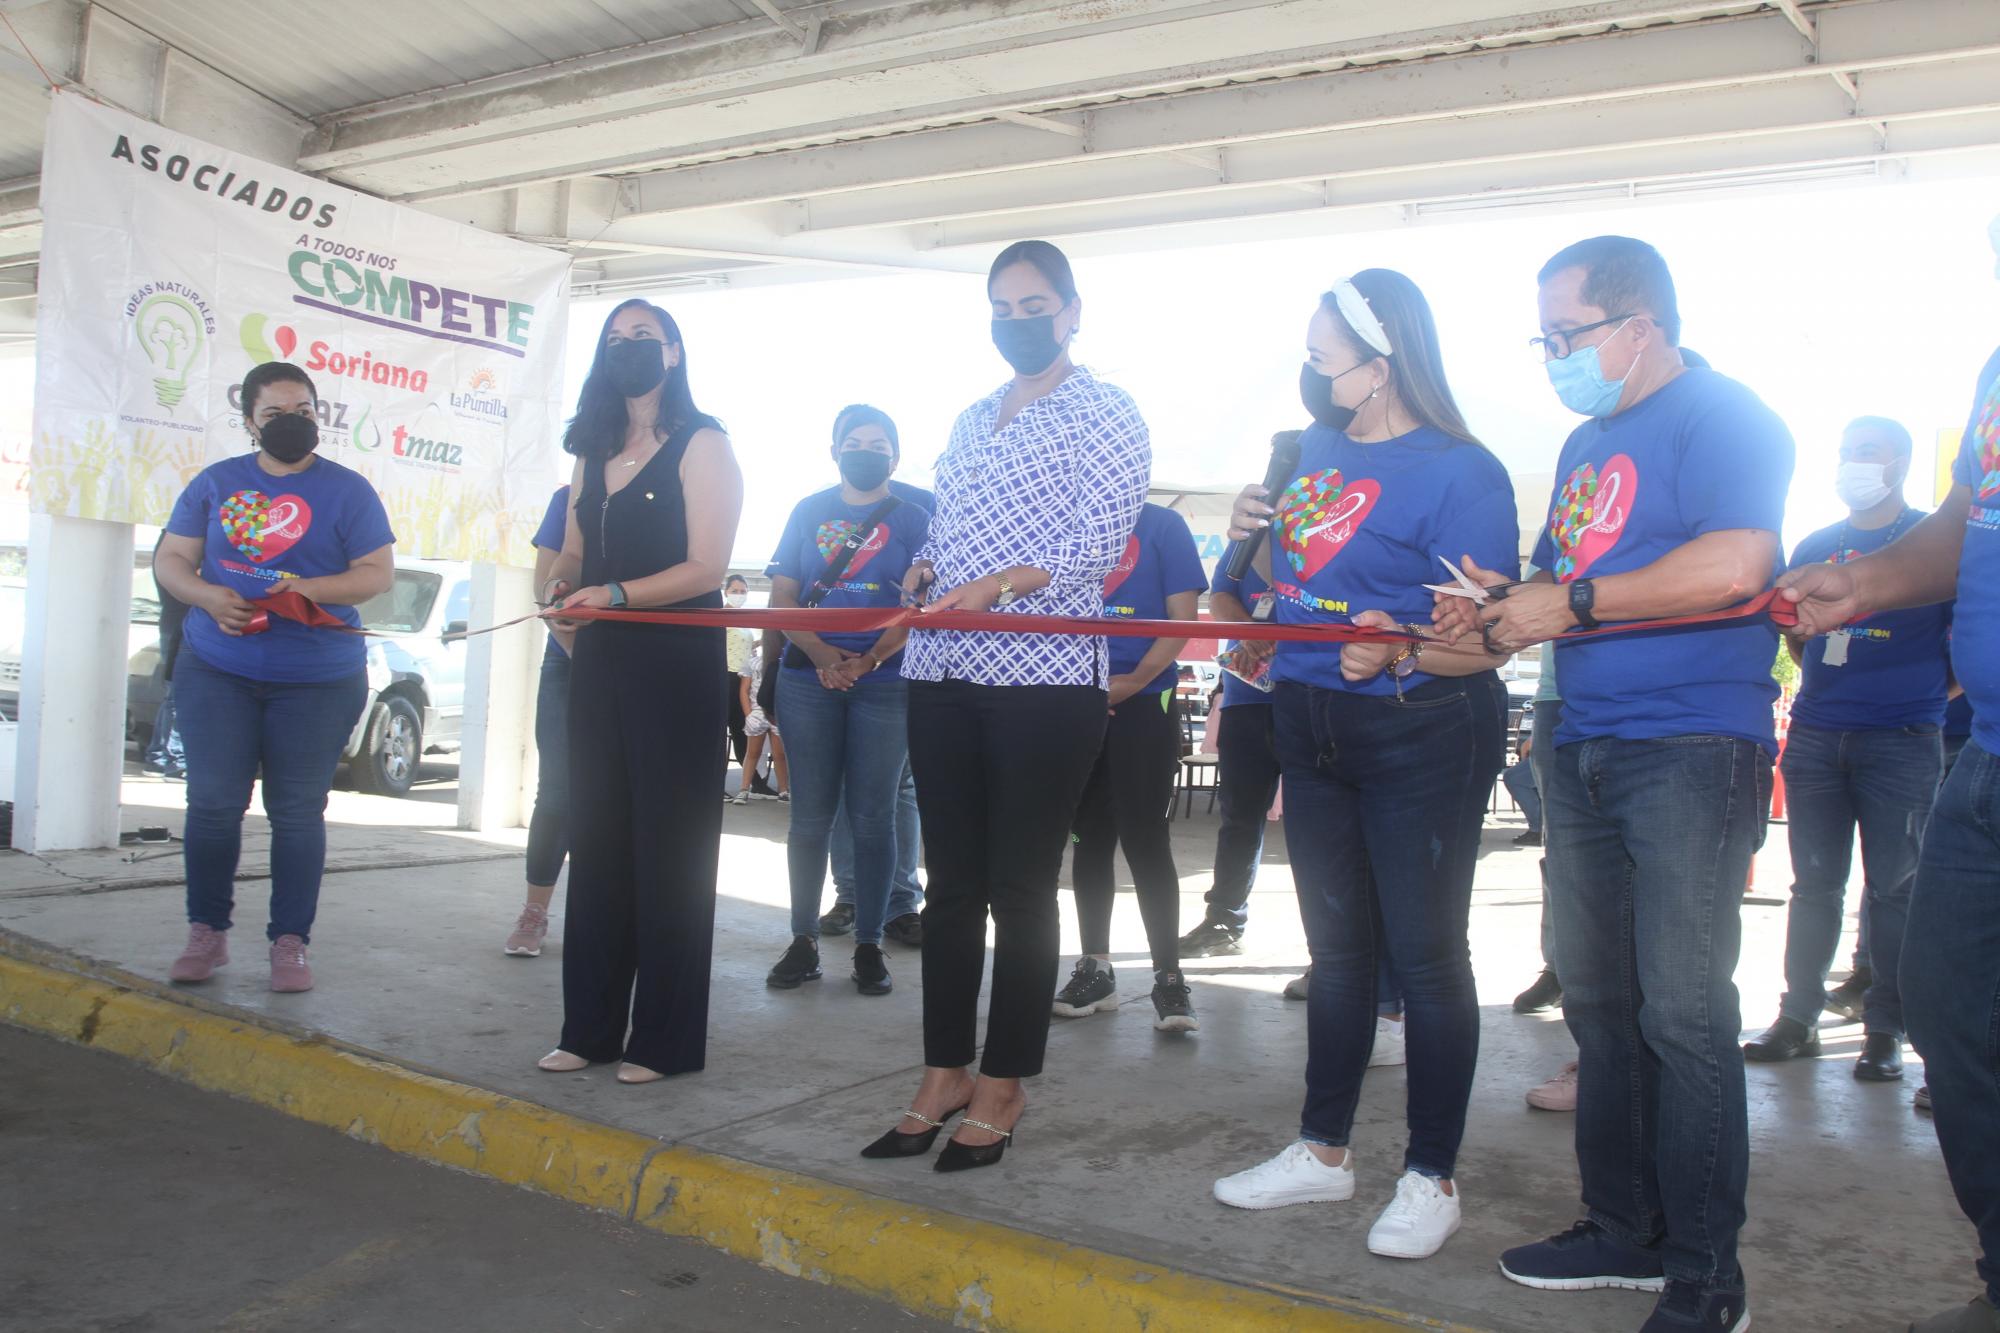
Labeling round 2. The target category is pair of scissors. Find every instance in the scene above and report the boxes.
[1422,556,1528,653]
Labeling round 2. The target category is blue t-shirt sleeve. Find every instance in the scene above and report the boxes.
[334,476,396,561]
[1674,385,1794,537]
[1158,510,1207,597]
[1439,465,1521,583]
[166,471,212,539]
[532,487,569,552]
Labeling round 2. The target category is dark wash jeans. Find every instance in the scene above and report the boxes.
[1273,678,1481,1179]
[1529,699,1563,971]
[1778,722,1941,1035]
[1202,700,1281,927]
[1546,734,1770,1289]
[175,650,368,943]
[1903,741,2000,1306]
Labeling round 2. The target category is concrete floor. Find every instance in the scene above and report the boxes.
[0,1024,947,1332]
[0,775,1976,1333]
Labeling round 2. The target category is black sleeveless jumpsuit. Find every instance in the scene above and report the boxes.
[558,415,726,1074]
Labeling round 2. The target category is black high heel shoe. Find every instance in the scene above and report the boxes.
[859,1103,970,1159]
[934,1117,1016,1173]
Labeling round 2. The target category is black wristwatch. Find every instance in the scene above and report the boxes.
[1567,578,1598,630]
[606,581,628,608]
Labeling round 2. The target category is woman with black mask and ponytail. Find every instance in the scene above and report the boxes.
[860,240,1150,1172]
[536,298,743,1085]
[761,404,929,997]
[157,361,394,994]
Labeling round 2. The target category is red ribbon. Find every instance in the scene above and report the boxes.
[247,586,1799,645]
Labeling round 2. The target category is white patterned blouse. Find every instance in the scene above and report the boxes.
[902,366,1152,689]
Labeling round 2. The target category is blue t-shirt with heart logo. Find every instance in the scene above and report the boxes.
[166,452,396,683]
[1787,512,1950,731]
[1951,345,2000,756]
[1529,367,1795,753]
[765,485,931,678]
[1104,502,1209,695]
[1269,423,1519,694]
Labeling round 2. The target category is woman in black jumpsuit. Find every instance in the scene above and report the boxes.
[535,298,743,1084]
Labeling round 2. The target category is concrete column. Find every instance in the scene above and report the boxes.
[12,513,134,852]
[456,561,541,832]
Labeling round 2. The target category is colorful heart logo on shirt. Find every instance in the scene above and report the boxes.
[1978,418,2000,502]
[1548,453,1638,582]
[1277,468,1380,582]
[815,519,889,578]
[1103,535,1141,599]
[220,489,313,563]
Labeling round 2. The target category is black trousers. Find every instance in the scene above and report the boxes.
[1202,700,1281,925]
[909,679,1107,1077]
[1071,687,1184,973]
[560,622,725,1074]
[724,667,748,765]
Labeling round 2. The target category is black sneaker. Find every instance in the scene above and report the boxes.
[1498,1219,1667,1293]
[1177,918,1244,958]
[1512,969,1563,1014]
[1823,970,1870,1022]
[817,902,856,936]
[1512,829,1544,847]
[852,943,892,996]
[1151,970,1198,1033]
[883,912,923,948]
[765,935,821,989]
[1639,1279,1749,1332]
[1051,957,1118,1017]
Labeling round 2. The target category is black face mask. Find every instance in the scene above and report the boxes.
[991,314,1066,376]
[838,450,893,492]
[603,338,667,398]
[258,412,319,464]
[1298,362,1359,433]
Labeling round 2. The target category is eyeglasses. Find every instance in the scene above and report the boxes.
[1529,314,1638,362]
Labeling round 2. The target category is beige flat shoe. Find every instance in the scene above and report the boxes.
[537,1049,589,1072]
[616,1062,666,1084]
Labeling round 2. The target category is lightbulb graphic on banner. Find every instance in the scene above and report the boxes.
[134,291,205,409]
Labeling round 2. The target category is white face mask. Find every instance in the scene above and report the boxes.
[1835,461,1893,512]
[725,592,747,608]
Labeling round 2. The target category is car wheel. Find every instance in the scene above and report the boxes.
[354,695,422,797]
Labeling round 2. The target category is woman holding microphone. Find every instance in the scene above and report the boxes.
[1209,271,1515,1260]
[860,240,1150,1172]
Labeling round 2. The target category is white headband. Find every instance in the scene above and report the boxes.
[1333,278,1392,357]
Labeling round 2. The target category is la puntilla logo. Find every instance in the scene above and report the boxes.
[450,368,508,424]
[127,282,216,412]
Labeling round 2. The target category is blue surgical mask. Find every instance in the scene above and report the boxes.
[1545,321,1635,417]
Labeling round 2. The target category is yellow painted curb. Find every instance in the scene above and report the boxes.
[0,945,1483,1333]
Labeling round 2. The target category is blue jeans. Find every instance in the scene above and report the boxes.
[145,679,184,770]
[1546,735,1770,1289]
[1201,701,1281,927]
[777,670,909,946]
[1274,678,1482,1179]
[1502,758,1542,833]
[174,651,368,943]
[1778,722,1940,1035]
[832,759,923,919]
[1903,741,2000,1305]
[525,648,571,887]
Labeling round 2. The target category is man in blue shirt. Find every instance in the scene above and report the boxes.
[1781,317,2000,1332]
[1744,417,1949,1082]
[1452,236,1794,1333]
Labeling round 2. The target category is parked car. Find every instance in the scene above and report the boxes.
[341,560,472,796]
[1176,659,1222,717]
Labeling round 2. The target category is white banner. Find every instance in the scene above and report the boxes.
[31,93,570,565]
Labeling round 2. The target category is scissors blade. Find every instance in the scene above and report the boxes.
[1423,555,1491,603]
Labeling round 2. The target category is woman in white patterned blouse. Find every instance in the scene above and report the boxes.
[858,240,1151,1172]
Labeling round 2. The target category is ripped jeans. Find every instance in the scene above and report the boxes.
[1778,721,1941,1036]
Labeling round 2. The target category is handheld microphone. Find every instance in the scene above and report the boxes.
[1222,430,1303,582]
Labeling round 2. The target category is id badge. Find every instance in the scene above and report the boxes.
[1822,631,1850,667]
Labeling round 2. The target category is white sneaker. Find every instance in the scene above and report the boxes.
[1213,1141,1355,1210]
[1368,1016,1407,1067]
[732,789,749,805]
[1366,1170,1461,1259]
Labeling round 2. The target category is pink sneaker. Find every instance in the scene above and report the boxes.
[168,923,229,983]
[504,903,550,957]
[1527,1060,1580,1112]
[268,934,314,993]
